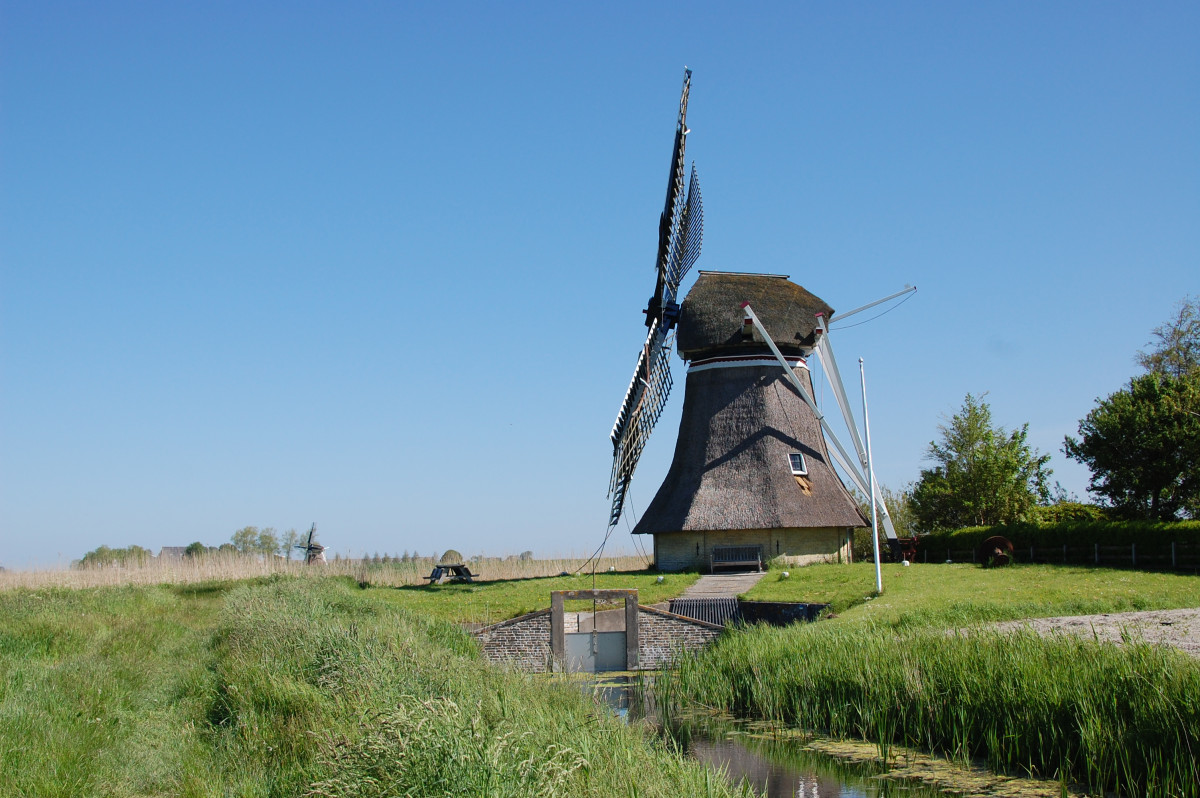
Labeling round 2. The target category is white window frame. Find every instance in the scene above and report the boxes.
[788,452,808,476]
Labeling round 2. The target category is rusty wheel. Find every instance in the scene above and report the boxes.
[977,535,1014,568]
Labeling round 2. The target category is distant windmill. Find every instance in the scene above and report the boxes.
[294,523,326,565]
[607,71,911,571]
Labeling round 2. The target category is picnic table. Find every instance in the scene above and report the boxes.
[423,564,479,584]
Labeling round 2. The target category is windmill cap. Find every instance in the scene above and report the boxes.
[678,271,834,359]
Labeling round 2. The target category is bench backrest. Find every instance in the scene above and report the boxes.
[711,545,762,563]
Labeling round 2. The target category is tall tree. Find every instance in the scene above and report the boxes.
[1064,371,1200,521]
[257,527,280,557]
[231,526,259,554]
[1137,295,1200,378]
[910,394,1052,531]
[282,529,299,560]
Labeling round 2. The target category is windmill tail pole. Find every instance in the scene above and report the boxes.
[813,315,899,540]
[741,303,898,539]
[861,357,883,593]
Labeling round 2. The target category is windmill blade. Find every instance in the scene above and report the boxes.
[608,321,675,526]
[646,68,693,328]
[665,163,703,301]
[610,69,695,527]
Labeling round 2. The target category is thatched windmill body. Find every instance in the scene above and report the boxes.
[629,272,866,570]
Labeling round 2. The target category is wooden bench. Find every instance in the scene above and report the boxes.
[709,545,763,573]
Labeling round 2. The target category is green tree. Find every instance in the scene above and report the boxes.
[231,526,259,554]
[1137,295,1200,378]
[282,529,300,560]
[910,394,1052,531]
[75,545,152,569]
[184,541,208,559]
[1064,371,1200,521]
[257,527,280,557]
[851,484,917,561]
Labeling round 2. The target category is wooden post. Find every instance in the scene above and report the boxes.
[550,592,565,670]
[1030,545,1035,563]
[1063,544,1068,563]
[1172,541,1177,569]
[1095,543,1100,565]
[624,594,639,671]
[1132,542,1137,567]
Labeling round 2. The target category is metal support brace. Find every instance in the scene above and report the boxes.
[741,303,897,539]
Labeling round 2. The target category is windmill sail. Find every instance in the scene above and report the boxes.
[608,69,703,527]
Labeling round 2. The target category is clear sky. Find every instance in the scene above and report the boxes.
[2,2,1196,567]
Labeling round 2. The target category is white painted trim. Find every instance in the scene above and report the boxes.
[788,452,808,476]
[688,355,808,374]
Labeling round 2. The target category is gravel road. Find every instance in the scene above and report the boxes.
[991,607,1200,658]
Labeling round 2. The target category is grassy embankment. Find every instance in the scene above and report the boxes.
[662,562,1200,797]
[0,575,740,798]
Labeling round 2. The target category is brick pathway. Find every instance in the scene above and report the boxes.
[680,571,767,599]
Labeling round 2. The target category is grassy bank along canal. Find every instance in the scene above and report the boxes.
[0,576,740,797]
[577,674,1092,797]
[660,562,1200,797]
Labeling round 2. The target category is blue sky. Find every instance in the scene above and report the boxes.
[2,2,1196,567]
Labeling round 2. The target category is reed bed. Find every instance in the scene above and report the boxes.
[660,621,1200,796]
[0,551,651,591]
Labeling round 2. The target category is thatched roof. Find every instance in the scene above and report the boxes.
[677,272,834,360]
[632,363,867,534]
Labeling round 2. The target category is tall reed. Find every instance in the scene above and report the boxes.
[0,551,651,591]
[660,622,1200,796]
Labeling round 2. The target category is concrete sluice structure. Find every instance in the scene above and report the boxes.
[472,589,722,674]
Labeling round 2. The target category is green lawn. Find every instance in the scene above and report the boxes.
[367,569,701,624]
[744,561,1200,627]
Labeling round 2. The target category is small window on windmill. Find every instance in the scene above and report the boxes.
[788,452,808,476]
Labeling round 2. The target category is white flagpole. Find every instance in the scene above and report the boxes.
[860,357,883,594]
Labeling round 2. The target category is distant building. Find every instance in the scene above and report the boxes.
[158,546,188,559]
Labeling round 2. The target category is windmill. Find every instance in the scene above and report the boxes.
[294,523,326,565]
[607,72,912,572]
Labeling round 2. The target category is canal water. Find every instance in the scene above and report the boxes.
[578,675,952,798]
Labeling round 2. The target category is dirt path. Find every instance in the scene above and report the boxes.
[991,607,1200,658]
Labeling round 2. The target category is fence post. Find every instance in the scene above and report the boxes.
[1095,543,1099,565]
[1131,542,1137,567]
[1063,544,1068,563]
[1172,541,1177,569]
[1030,545,1035,564]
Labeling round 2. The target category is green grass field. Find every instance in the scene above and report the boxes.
[745,561,1200,627]
[0,575,737,798]
[367,569,700,624]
